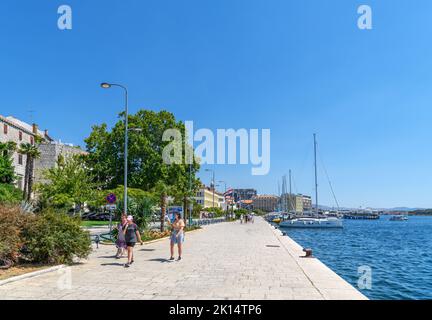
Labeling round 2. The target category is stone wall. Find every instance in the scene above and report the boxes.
[35,142,87,183]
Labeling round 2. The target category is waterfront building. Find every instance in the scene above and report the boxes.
[195,185,225,209]
[1,115,87,194]
[300,194,312,211]
[280,193,305,213]
[252,195,279,212]
[238,199,253,210]
[0,115,53,190]
[233,188,257,202]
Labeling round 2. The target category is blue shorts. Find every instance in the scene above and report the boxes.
[170,231,184,244]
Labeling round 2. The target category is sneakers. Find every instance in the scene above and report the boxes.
[124,263,130,268]
[177,256,182,261]
[169,257,175,261]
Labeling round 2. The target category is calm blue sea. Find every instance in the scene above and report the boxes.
[280,216,432,300]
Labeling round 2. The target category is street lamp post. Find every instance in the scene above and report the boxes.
[218,180,228,217]
[101,82,129,215]
[189,162,194,226]
[205,169,215,209]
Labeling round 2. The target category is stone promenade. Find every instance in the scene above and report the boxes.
[0,217,367,300]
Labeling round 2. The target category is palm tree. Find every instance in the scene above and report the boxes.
[19,142,41,201]
[154,181,174,232]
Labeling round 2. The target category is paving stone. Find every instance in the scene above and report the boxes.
[0,217,366,300]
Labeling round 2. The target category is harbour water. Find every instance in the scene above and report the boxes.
[280,216,432,300]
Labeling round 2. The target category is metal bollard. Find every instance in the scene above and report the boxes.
[302,248,313,258]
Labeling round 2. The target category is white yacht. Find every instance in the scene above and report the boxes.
[279,216,343,228]
[279,134,343,229]
[390,215,408,221]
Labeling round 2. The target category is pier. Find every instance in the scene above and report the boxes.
[0,217,367,300]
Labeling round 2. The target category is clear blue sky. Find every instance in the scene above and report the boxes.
[1,0,432,208]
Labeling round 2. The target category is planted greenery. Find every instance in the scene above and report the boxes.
[36,155,98,213]
[0,184,23,204]
[24,210,92,264]
[0,142,17,185]
[84,110,201,231]
[0,206,32,269]
[0,205,92,268]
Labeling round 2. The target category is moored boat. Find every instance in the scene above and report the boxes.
[390,215,408,221]
[279,134,343,229]
[279,217,343,228]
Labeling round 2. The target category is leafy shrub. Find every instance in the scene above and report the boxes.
[235,209,248,219]
[0,183,23,205]
[116,194,157,231]
[0,205,33,268]
[24,211,92,264]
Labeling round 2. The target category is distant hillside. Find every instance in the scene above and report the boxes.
[409,209,432,216]
[317,205,426,212]
[388,207,424,212]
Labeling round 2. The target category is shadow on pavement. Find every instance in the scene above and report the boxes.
[147,258,172,263]
[139,249,156,252]
[100,263,125,267]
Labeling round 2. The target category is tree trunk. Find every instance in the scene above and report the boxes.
[26,156,34,201]
[160,192,167,232]
[23,155,30,200]
[183,195,188,226]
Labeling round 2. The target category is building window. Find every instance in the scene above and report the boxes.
[18,154,23,165]
[30,136,34,145]
[3,124,7,134]
[19,131,23,140]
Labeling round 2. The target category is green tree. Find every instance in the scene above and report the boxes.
[192,202,203,218]
[36,155,97,213]
[18,143,40,201]
[0,142,17,184]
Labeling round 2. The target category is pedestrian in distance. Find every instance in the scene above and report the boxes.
[115,213,128,259]
[167,212,185,261]
[123,215,143,268]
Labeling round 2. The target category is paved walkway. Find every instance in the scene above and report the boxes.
[0,217,366,300]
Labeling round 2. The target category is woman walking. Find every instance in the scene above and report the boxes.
[168,213,185,261]
[115,214,128,259]
[123,215,143,268]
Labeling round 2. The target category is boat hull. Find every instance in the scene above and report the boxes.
[279,218,343,229]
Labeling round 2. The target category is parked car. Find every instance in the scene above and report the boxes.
[81,212,98,220]
[82,212,112,221]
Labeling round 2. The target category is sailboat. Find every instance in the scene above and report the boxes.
[390,215,408,221]
[279,134,344,229]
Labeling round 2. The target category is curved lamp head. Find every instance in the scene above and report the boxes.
[100,82,111,89]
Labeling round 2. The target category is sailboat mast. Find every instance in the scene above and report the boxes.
[289,169,292,212]
[314,133,318,215]
[278,180,281,211]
